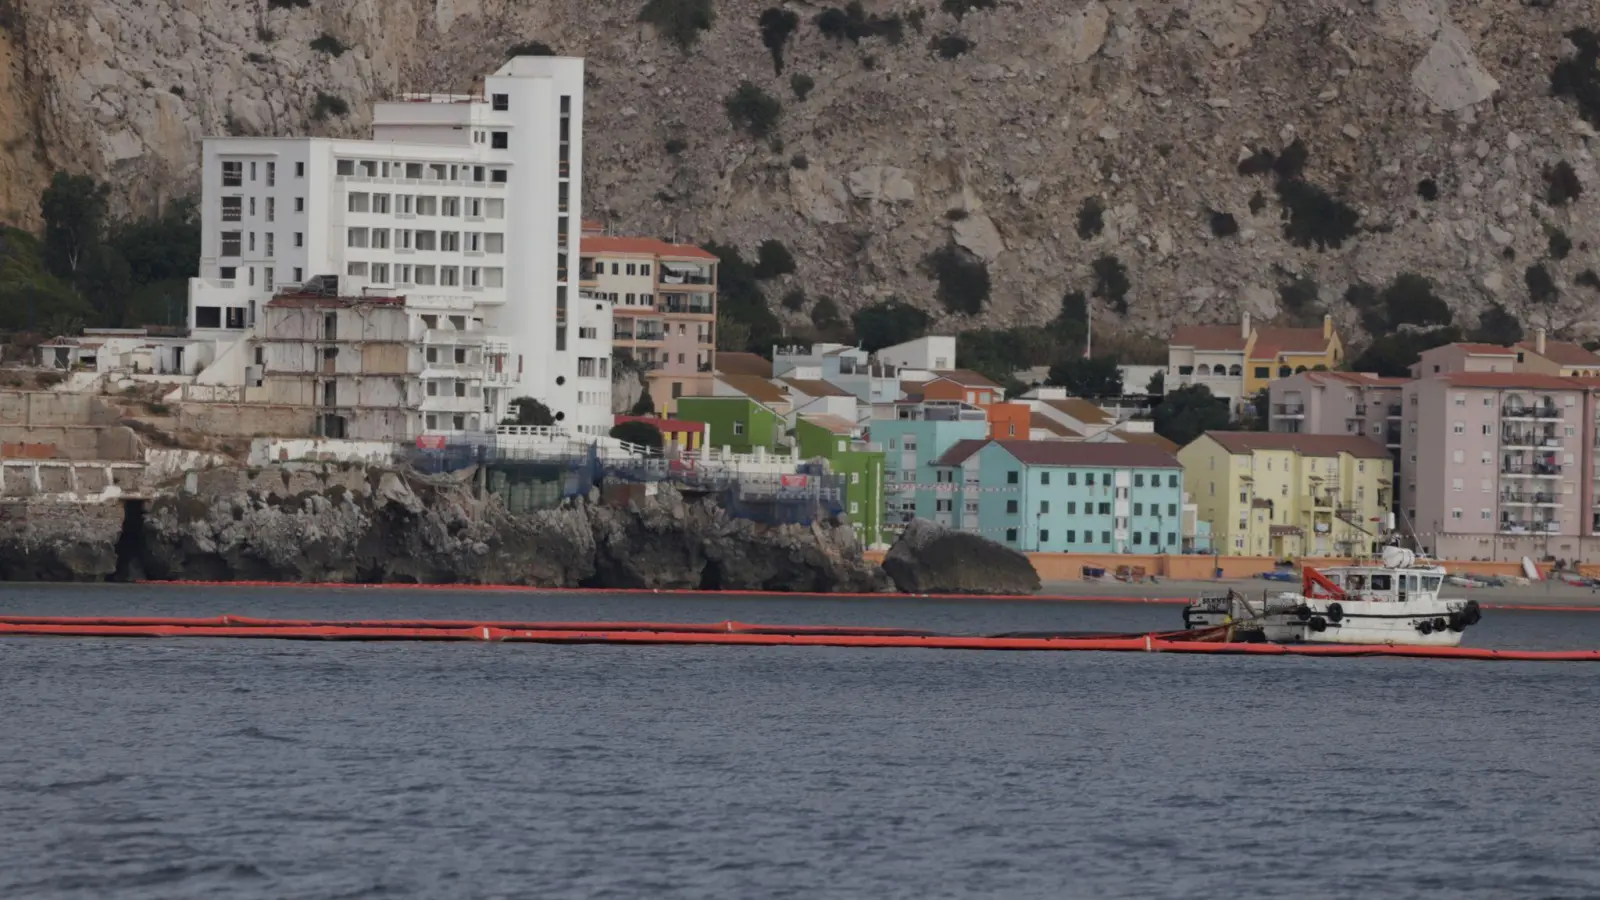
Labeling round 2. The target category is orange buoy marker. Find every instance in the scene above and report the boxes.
[1,614,1598,661]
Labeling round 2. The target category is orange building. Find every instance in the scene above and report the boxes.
[984,402,1031,440]
[919,369,1004,406]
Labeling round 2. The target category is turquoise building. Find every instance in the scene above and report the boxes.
[929,440,1186,553]
[868,401,990,527]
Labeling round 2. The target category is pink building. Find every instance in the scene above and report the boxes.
[1409,343,1519,377]
[1402,372,1598,563]
[1269,371,1409,501]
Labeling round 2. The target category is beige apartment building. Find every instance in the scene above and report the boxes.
[581,235,717,414]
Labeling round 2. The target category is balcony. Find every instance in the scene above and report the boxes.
[1501,462,1563,477]
[1272,403,1305,417]
[1503,404,1563,420]
[1501,491,1560,506]
[1353,404,1367,416]
[1500,520,1563,535]
[660,296,715,316]
[1383,427,1401,446]
[423,328,487,346]
[1386,404,1402,418]
[420,395,481,413]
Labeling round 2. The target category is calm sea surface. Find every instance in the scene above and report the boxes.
[3,584,1600,899]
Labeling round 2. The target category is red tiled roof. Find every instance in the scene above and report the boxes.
[714,352,773,378]
[613,415,706,434]
[1519,339,1600,368]
[1310,371,1410,387]
[1170,325,1248,352]
[715,374,788,405]
[928,369,1001,389]
[1247,326,1334,360]
[799,413,857,435]
[1201,431,1392,460]
[1445,343,1519,356]
[580,236,718,260]
[1439,372,1585,390]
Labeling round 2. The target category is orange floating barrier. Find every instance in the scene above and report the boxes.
[2,614,1600,661]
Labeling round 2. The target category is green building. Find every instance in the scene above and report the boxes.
[675,396,781,454]
[795,414,886,548]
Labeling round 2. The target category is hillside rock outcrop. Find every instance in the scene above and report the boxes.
[4,1,1598,338]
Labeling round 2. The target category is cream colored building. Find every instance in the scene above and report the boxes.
[1179,432,1394,558]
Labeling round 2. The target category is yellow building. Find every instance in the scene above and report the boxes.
[1168,313,1344,416]
[1178,432,1393,558]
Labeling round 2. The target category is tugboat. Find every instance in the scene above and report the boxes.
[1182,547,1482,646]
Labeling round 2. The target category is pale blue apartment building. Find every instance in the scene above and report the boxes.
[869,401,990,526]
[930,440,1187,553]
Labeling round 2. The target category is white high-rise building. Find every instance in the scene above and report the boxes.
[185,57,612,436]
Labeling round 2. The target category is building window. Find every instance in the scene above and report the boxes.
[1066,530,1076,544]
[195,306,221,328]
[491,169,508,184]
[221,196,242,221]
[1086,473,1096,486]
[220,266,237,280]
[1451,508,1462,520]
[1098,503,1110,515]
[1039,501,1050,514]
[220,231,241,256]
[1006,500,1018,513]
[1133,503,1143,516]
[221,161,242,186]
[1133,532,1143,545]
[294,232,304,248]
[1039,529,1050,543]
[1041,472,1050,485]
[1005,528,1017,543]
[1134,473,1144,487]
[1101,531,1111,544]
[490,131,509,149]
[294,197,305,213]
[1067,502,1076,514]
[733,421,745,436]
[1254,367,1269,378]
[1007,471,1019,484]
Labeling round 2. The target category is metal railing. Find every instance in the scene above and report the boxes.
[1501,462,1563,476]
[1503,405,1563,419]
[1272,403,1305,416]
[1500,492,1559,505]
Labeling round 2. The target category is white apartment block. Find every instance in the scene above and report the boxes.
[185,57,613,437]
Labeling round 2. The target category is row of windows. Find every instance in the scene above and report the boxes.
[994,499,1180,516]
[593,261,653,277]
[1177,364,1311,379]
[345,261,504,288]
[336,159,509,184]
[221,160,301,187]
[1001,470,1181,488]
[347,227,505,253]
[216,265,296,291]
[219,230,301,258]
[221,195,299,222]
[347,192,505,219]
[1001,529,1178,546]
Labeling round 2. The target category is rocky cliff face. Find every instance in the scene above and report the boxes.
[127,463,884,590]
[6,0,1598,337]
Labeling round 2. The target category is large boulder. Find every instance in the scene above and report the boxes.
[881,519,1041,595]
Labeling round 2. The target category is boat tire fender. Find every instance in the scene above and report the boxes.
[1433,617,1448,632]
[1326,602,1344,624]
[1308,615,1328,633]
[1418,620,1434,635]
[1296,604,1312,622]
[1461,600,1482,626]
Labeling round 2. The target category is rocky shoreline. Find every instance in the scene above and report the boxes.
[0,464,997,594]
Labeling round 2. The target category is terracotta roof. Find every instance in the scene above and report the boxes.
[1032,418,1083,438]
[1109,429,1179,453]
[714,352,773,378]
[1247,326,1334,360]
[1444,343,1519,356]
[933,439,1181,469]
[800,413,858,435]
[582,218,604,233]
[613,415,706,434]
[580,236,718,260]
[928,369,1001,389]
[1041,397,1113,425]
[715,374,788,405]
[1519,339,1600,368]
[1170,325,1249,352]
[1439,372,1585,390]
[781,378,854,398]
[932,439,991,467]
[1201,431,1392,460]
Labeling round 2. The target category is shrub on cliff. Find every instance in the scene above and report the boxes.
[639,0,715,51]
[312,92,348,120]
[852,300,929,352]
[703,242,782,354]
[267,0,310,9]
[1526,263,1559,304]
[725,82,782,139]
[1543,161,1584,206]
[309,34,347,57]
[506,41,556,57]
[1550,28,1600,128]
[1547,224,1573,260]
[925,245,990,315]
[815,3,902,44]
[942,0,996,19]
[753,239,796,279]
[790,73,815,100]
[1469,302,1524,344]
[760,7,800,73]
[1076,197,1105,240]
[1090,254,1130,315]
[1276,179,1360,250]
[504,397,555,427]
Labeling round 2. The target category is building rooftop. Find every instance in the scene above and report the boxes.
[264,293,406,309]
[782,378,855,398]
[934,438,1181,469]
[1170,324,1249,352]
[1519,339,1600,368]
[927,368,1002,389]
[1040,397,1113,425]
[1446,343,1520,356]
[800,413,858,435]
[1202,431,1393,460]
[1107,429,1179,453]
[613,415,706,434]
[714,352,773,378]
[1311,371,1411,387]
[1438,372,1586,390]
[1031,418,1084,439]
[715,374,789,406]
[1247,325,1336,360]
[580,236,719,260]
